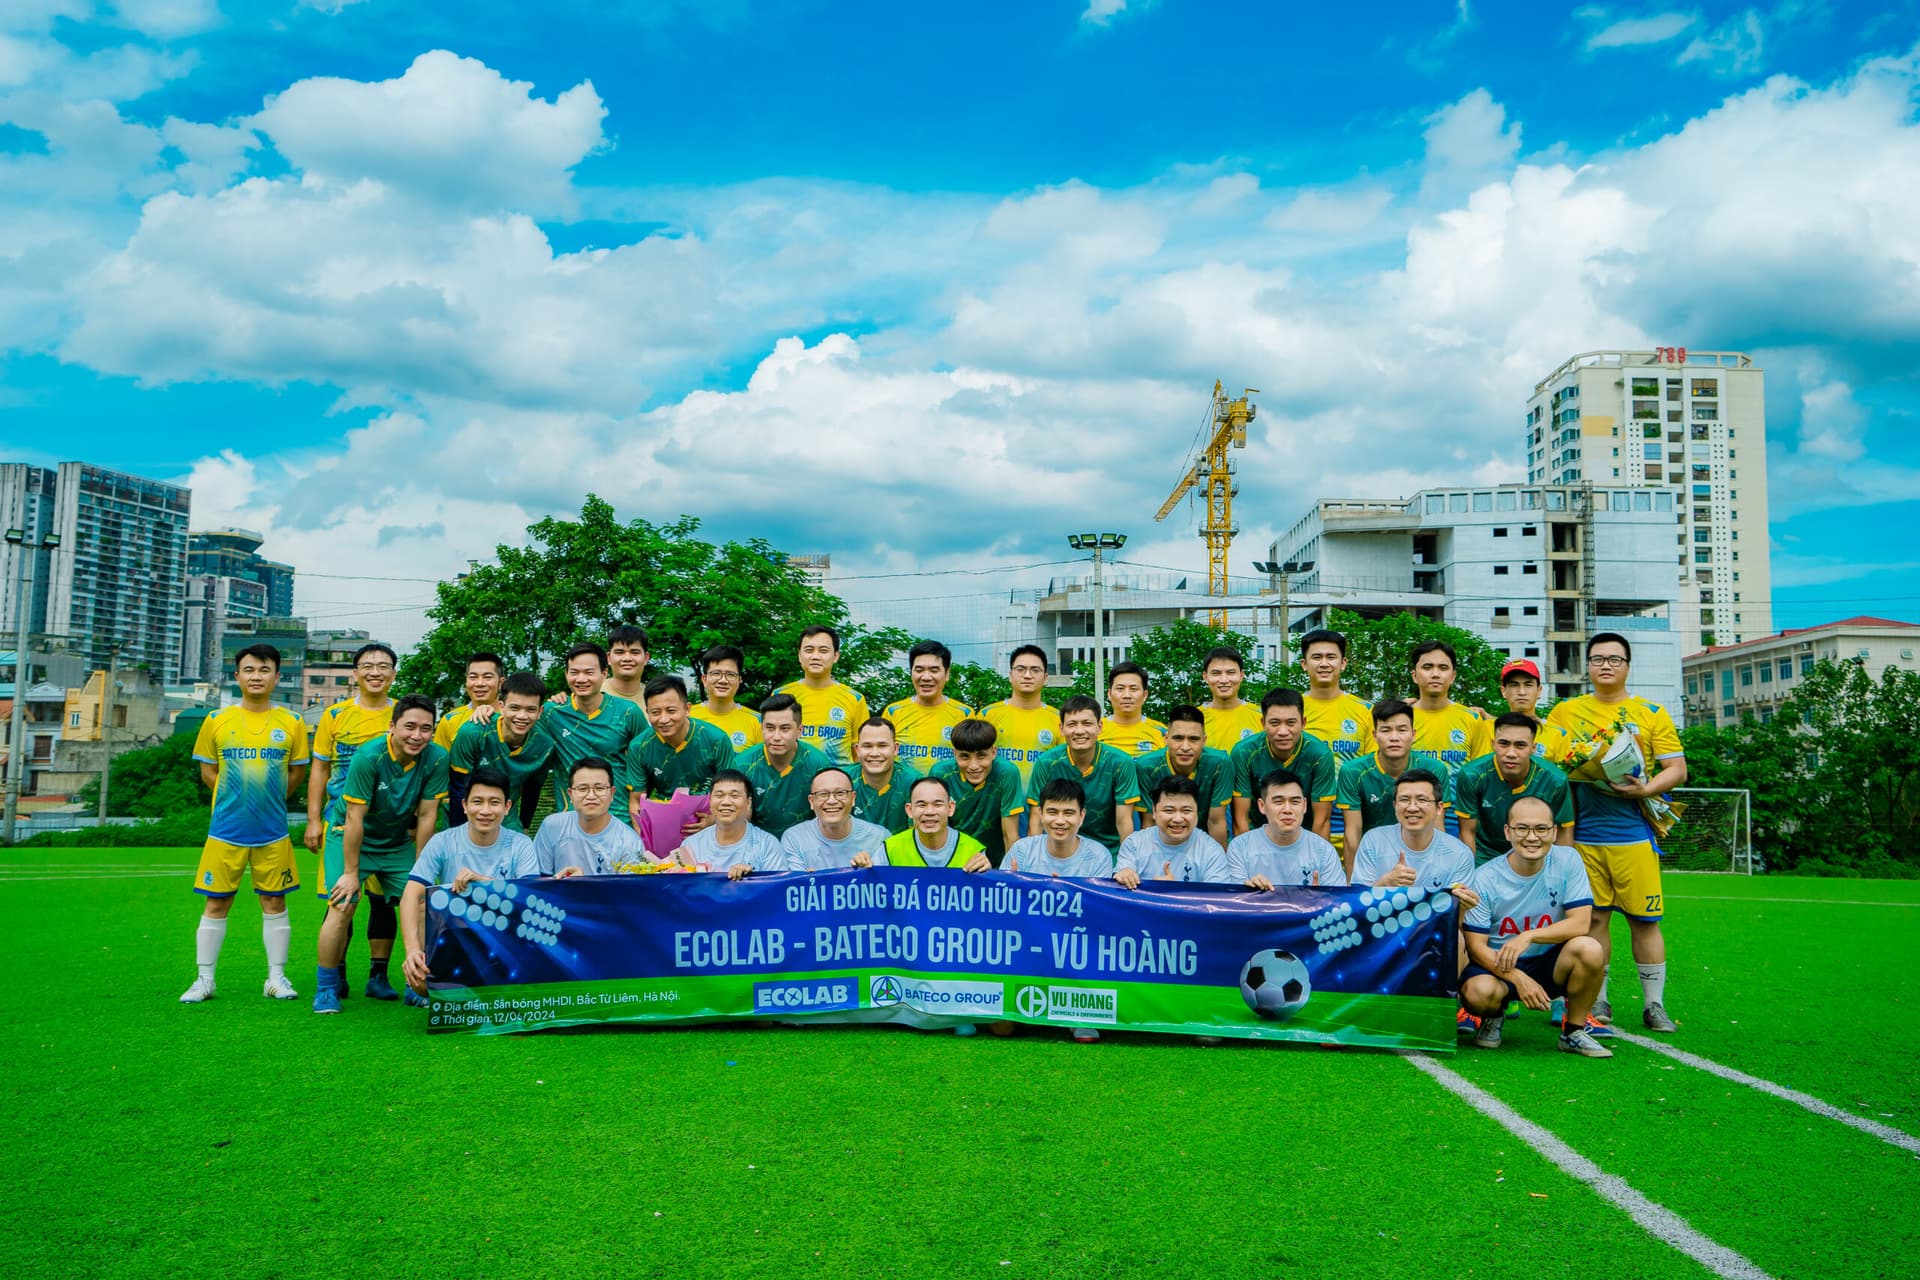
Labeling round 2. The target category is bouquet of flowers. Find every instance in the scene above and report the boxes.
[1558,709,1685,840]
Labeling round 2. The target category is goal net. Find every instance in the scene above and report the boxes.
[1661,787,1753,874]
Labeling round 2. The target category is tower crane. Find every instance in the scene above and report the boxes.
[1154,381,1258,629]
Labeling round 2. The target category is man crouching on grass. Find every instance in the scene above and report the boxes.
[1459,796,1612,1058]
[399,767,540,1004]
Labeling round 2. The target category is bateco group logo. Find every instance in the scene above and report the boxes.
[869,975,905,1005]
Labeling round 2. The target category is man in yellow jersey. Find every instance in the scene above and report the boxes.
[776,624,869,763]
[305,640,398,999]
[181,644,310,1004]
[1498,658,1572,762]
[1299,629,1374,762]
[1200,645,1262,752]
[1098,661,1165,757]
[433,651,503,753]
[604,624,652,702]
[883,640,973,769]
[1547,633,1687,1034]
[980,645,1061,789]
[689,644,761,750]
[1409,639,1492,774]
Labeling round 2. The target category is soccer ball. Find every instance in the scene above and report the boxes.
[1239,948,1311,1021]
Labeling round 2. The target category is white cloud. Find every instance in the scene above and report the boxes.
[1080,0,1129,26]
[1677,9,1767,76]
[1419,88,1522,204]
[108,0,220,39]
[1584,10,1697,50]
[251,50,607,214]
[297,0,373,12]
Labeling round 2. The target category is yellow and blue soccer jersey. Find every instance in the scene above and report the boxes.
[1546,694,1684,844]
[1303,692,1375,762]
[1098,716,1166,758]
[433,701,492,753]
[1202,702,1262,754]
[194,706,310,847]
[775,679,870,764]
[1412,702,1491,773]
[1529,716,1574,764]
[884,696,974,768]
[980,700,1062,786]
[312,697,395,822]
[690,701,762,751]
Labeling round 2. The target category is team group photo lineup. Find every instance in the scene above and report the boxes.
[188,614,1685,1057]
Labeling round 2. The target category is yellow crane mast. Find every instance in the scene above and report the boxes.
[1154,381,1258,628]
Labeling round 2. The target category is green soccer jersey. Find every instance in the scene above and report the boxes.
[341,739,450,856]
[1230,734,1339,808]
[448,716,557,832]
[1335,750,1453,834]
[1027,744,1141,851]
[736,741,834,837]
[854,760,921,834]
[626,718,737,804]
[1132,746,1233,817]
[542,693,647,809]
[931,757,1026,864]
[1451,754,1575,863]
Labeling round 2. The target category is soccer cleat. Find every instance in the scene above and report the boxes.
[1592,998,1613,1024]
[1456,1007,1480,1037]
[1473,1014,1504,1049]
[1559,1028,1614,1058]
[402,986,430,1009]
[1506,999,1523,1020]
[1072,1028,1101,1043]
[1548,996,1566,1024]
[312,985,342,1014]
[263,974,299,1000]
[180,976,216,1003]
[1642,1002,1678,1033]
[1584,1015,1617,1039]
[953,1024,978,1038]
[364,971,400,1001]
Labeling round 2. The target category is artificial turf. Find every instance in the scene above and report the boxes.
[3,852,1915,1279]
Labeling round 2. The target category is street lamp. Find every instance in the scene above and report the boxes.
[1253,558,1314,662]
[3,527,61,845]
[1066,533,1128,695]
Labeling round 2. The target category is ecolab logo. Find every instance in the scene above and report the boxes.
[753,978,858,1012]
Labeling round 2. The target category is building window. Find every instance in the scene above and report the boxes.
[67,712,80,727]
[1522,525,1536,535]
[1693,378,1719,396]
[1759,663,1772,685]
[1695,548,1713,564]
[1493,527,1508,537]
[1778,659,1792,680]
[1473,492,1493,512]
[1496,491,1517,511]
[1723,704,1736,720]
[1740,666,1753,687]
[1720,670,1734,698]
[1633,378,1659,396]
[1523,606,1539,616]
[1523,564,1539,575]
[1686,676,1697,696]
[1425,494,1444,515]
[1494,565,1510,576]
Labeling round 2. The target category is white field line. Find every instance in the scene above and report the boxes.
[1667,895,1920,907]
[0,871,187,882]
[1607,1030,1920,1157]
[1404,1053,1777,1280]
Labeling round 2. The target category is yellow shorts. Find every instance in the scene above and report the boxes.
[1574,840,1663,921]
[195,838,299,897]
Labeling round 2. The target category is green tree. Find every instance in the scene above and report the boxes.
[77,734,211,818]
[860,660,1010,720]
[1326,609,1506,711]
[399,497,912,708]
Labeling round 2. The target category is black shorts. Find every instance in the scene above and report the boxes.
[1462,944,1567,1000]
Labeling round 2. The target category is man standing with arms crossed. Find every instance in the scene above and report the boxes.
[1547,633,1687,1034]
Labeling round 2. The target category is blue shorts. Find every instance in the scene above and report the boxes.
[1462,944,1567,1001]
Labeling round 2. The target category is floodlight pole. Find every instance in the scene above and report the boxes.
[3,531,34,844]
[1069,533,1128,698]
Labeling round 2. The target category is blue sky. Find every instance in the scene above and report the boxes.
[3,0,1918,647]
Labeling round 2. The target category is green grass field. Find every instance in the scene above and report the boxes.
[4,852,1916,1279]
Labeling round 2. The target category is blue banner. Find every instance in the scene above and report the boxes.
[423,869,1459,1050]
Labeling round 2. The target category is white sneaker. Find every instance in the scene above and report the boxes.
[263,973,299,1000]
[180,975,217,1003]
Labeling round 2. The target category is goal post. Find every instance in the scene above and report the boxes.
[1662,787,1754,874]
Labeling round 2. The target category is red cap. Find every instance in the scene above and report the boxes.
[1500,659,1541,682]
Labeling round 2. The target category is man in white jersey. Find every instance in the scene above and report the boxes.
[780,767,891,870]
[535,757,650,875]
[1227,771,1346,889]
[1461,796,1611,1058]
[1114,775,1231,887]
[398,767,541,1000]
[1001,776,1113,1043]
[674,769,787,878]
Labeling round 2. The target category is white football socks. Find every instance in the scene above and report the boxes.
[195,917,228,981]
[1638,962,1667,1006]
[262,911,292,980]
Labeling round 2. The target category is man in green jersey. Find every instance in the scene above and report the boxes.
[1229,689,1336,843]
[1455,713,1575,865]
[735,693,833,837]
[1132,705,1231,846]
[930,717,1025,865]
[313,695,447,1014]
[1027,695,1140,852]
[542,642,647,811]
[448,672,554,830]
[626,675,735,838]
[851,716,919,833]
[1335,697,1451,878]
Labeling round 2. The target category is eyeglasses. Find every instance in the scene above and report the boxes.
[810,789,853,801]
[1588,656,1629,668]
[706,670,742,681]
[1010,664,1046,675]
[570,784,613,796]
[1508,824,1556,838]
[1396,796,1435,807]
[356,662,394,672]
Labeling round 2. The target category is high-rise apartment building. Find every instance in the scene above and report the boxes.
[187,528,296,617]
[0,462,191,683]
[180,528,297,682]
[1524,349,1769,652]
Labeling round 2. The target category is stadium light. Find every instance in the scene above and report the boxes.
[1067,531,1129,695]
[3,528,60,845]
